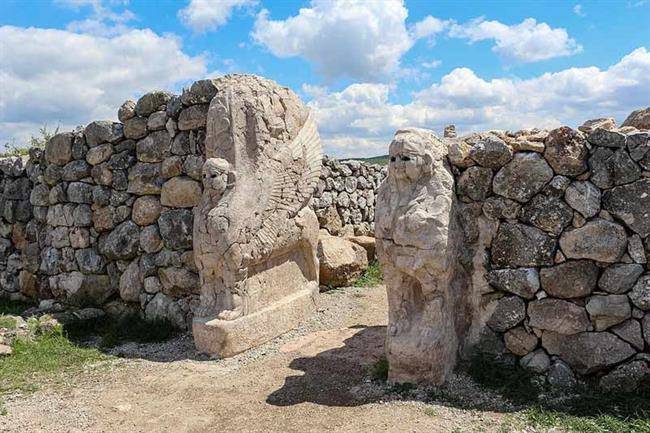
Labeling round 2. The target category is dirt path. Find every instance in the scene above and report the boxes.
[1,286,513,433]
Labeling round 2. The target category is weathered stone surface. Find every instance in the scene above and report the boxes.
[119,259,142,303]
[145,292,185,329]
[159,209,193,250]
[136,131,171,163]
[504,326,538,356]
[586,295,631,331]
[55,272,114,306]
[611,319,645,350]
[629,274,650,310]
[45,133,73,166]
[542,175,571,197]
[622,107,650,129]
[345,235,376,261]
[491,223,556,268]
[599,360,650,392]
[540,260,598,299]
[487,296,526,332]
[493,153,553,203]
[84,121,123,146]
[178,104,209,130]
[75,248,105,274]
[578,117,616,134]
[542,331,636,374]
[160,177,201,208]
[589,148,641,189]
[181,79,218,105]
[528,299,590,334]
[139,225,163,254]
[520,194,573,235]
[127,162,162,195]
[599,264,644,294]
[375,127,461,385]
[98,221,140,260]
[318,235,368,287]
[123,116,148,140]
[520,349,550,373]
[643,314,650,347]
[547,360,577,389]
[118,99,136,122]
[135,91,173,117]
[158,267,199,297]
[602,179,650,237]
[66,182,93,204]
[487,268,539,299]
[627,132,650,170]
[447,139,474,168]
[564,181,600,218]
[161,156,183,178]
[559,219,627,263]
[147,111,167,131]
[131,196,161,226]
[543,127,588,176]
[469,136,512,169]
[457,166,492,201]
[481,196,521,220]
[92,206,115,232]
[587,127,627,148]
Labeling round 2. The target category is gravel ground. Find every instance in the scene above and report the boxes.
[0,286,534,433]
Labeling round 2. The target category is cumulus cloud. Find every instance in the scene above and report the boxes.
[252,0,413,81]
[410,15,449,41]
[179,0,256,33]
[0,25,206,148]
[449,17,582,63]
[307,48,650,157]
[573,4,586,17]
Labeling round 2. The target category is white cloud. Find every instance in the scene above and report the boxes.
[449,17,582,63]
[573,4,586,17]
[0,25,206,148]
[178,0,256,33]
[410,15,449,41]
[422,59,442,69]
[252,0,413,81]
[307,48,650,157]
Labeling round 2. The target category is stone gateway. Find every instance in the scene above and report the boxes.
[192,75,322,357]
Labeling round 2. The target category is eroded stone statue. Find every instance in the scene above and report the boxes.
[375,128,458,385]
[193,75,322,356]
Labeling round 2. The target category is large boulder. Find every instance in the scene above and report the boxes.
[540,260,598,299]
[528,299,590,335]
[487,268,539,299]
[486,296,526,332]
[44,133,73,166]
[504,326,538,356]
[468,136,513,169]
[627,132,650,170]
[602,179,650,237]
[84,121,123,146]
[543,126,588,176]
[622,107,650,130]
[317,235,368,287]
[492,153,554,203]
[559,219,627,263]
[160,177,202,208]
[542,331,636,374]
[491,223,556,268]
[135,91,173,117]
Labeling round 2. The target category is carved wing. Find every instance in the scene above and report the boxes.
[254,111,322,248]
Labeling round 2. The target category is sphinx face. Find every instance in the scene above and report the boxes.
[202,158,231,195]
[388,141,427,182]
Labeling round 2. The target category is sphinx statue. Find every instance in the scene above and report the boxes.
[192,75,322,356]
[375,128,459,385]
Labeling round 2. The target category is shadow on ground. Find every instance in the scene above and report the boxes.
[267,325,386,407]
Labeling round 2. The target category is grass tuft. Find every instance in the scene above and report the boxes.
[354,261,383,287]
[0,316,17,329]
[0,299,33,316]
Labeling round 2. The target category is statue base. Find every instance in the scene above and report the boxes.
[192,283,318,357]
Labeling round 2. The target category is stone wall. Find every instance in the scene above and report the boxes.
[448,118,649,389]
[0,78,384,330]
[312,156,386,237]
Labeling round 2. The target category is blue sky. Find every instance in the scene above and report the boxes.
[1,0,649,157]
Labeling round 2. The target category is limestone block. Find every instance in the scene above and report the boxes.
[317,235,368,287]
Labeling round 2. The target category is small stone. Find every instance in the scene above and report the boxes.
[127,162,162,195]
[457,166,493,201]
[183,155,204,180]
[587,127,627,148]
[529,299,590,335]
[144,276,163,294]
[469,136,513,169]
[628,234,647,264]
[586,295,631,331]
[564,181,601,218]
[627,132,650,170]
[67,182,93,204]
[540,260,598,299]
[86,143,113,166]
[578,117,616,135]
[547,360,576,389]
[178,104,209,130]
[487,268,539,299]
[520,194,573,235]
[181,79,219,105]
[92,206,116,232]
[487,296,526,332]
[611,319,645,350]
[492,153,553,203]
[520,349,550,373]
[161,156,183,179]
[629,274,650,310]
[542,331,636,374]
[147,111,168,131]
[160,177,201,208]
[145,293,185,329]
[542,175,571,197]
[85,121,123,147]
[132,196,162,226]
[504,326,538,356]
[119,259,142,302]
[62,160,92,181]
[135,91,173,117]
[118,100,136,122]
[91,163,112,186]
[559,219,627,263]
[123,116,148,140]
[139,225,163,253]
[447,139,474,168]
[491,223,557,268]
[75,248,105,274]
[598,264,644,294]
[158,267,199,297]
[543,126,588,176]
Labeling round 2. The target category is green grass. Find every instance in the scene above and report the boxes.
[341,155,389,166]
[354,261,383,287]
[522,405,650,433]
[64,313,178,348]
[0,299,33,316]
[0,316,17,329]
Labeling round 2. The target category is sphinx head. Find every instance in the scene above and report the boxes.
[202,158,235,195]
[388,129,438,183]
